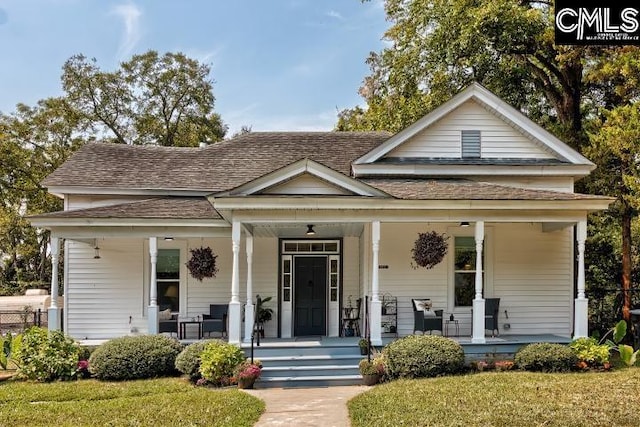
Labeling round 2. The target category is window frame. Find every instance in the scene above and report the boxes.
[461,130,481,158]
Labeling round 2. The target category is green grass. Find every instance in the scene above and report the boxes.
[349,368,640,427]
[0,377,264,427]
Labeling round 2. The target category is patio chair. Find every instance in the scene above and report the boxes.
[485,298,500,337]
[411,299,443,335]
[202,304,227,338]
[159,306,178,337]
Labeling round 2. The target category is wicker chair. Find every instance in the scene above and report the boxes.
[202,304,227,338]
[411,299,444,335]
[485,298,500,337]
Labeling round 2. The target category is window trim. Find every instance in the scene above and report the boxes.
[461,130,481,158]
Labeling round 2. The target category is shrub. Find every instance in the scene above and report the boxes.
[383,335,465,379]
[570,337,610,367]
[359,356,386,376]
[199,341,245,386]
[14,327,80,382]
[89,335,182,381]
[78,345,99,361]
[175,339,223,382]
[515,343,577,372]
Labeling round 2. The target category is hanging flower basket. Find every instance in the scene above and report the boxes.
[411,231,449,269]
[186,246,218,281]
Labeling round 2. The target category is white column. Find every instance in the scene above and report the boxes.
[48,236,61,332]
[472,221,485,343]
[243,234,255,343]
[228,221,242,344]
[370,221,382,345]
[148,237,159,335]
[574,220,588,338]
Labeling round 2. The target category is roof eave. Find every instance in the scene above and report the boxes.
[352,163,595,178]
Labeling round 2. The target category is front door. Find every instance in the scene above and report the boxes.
[294,256,327,336]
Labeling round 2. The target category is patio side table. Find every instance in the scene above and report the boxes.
[444,319,459,337]
[179,320,202,340]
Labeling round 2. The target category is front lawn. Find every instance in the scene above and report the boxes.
[349,368,640,426]
[0,377,264,427]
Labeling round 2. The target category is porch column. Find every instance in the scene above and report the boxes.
[48,236,61,332]
[228,221,242,344]
[148,237,159,335]
[472,221,485,343]
[370,221,382,345]
[243,234,254,343]
[574,220,589,338]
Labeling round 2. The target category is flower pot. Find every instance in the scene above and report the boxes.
[362,374,380,386]
[237,377,256,389]
[360,346,368,355]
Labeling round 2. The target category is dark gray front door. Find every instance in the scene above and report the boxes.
[294,256,327,336]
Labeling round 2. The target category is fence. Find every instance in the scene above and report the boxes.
[0,309,48,334]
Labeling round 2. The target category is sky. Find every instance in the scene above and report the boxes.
[0,0,388,134]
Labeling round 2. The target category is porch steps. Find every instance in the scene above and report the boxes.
[243,341,365,388]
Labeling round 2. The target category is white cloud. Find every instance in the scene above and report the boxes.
[326,10,344,20]
[111,3,142,59]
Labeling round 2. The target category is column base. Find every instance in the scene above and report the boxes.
[148,305,159,335]
[471,298,485,344]
[48,307,61,332]
[574,298,589,338]
[243,303,255,343]
[228,301,242,345]
[370,300,382,346]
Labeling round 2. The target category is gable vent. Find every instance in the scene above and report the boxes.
[461,130,481,158]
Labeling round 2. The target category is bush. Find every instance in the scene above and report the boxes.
[383,335,465,379]
[515,343,577,372]
[199,341,245,386]
[89,335,182,381]
[570,337,610,367]
[14,327,80,382]
[78,345,99,361]
[175,339,223,382]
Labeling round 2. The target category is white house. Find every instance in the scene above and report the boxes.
[31,83,612,346]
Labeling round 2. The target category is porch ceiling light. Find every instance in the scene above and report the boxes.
[306,224,316,236]
[164,237,174,241]
[460,221,470,227]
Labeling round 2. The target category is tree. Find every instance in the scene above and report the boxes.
[587,103,640,321]
[62,51,227,146]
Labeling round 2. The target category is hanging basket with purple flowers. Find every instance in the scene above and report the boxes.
[186,246,219,281]
[411,231,449,269]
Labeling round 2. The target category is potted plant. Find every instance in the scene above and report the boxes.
[411,231,449,269]
[358,338,369,355]
[234,360,262,389]
[359,356,385,386]
[256,297,274,338]
[186,246,219,281]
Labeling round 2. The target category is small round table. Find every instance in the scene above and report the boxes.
[444,319,459,337]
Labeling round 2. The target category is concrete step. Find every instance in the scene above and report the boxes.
[245,344,361,358]
[255,354,363,367]
[262,364,360,378]
[256,374,363,388]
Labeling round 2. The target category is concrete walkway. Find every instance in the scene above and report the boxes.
[244,385,368,426]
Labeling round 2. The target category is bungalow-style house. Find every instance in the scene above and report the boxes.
[31,83,611,347]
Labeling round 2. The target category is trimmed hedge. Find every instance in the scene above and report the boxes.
[175,339,223,382]
[89,335,183,381]
[515,343,577,372]
[383,335,465,379]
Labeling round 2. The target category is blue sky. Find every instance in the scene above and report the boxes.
[0,1,387,134]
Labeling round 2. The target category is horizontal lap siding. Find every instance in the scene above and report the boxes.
[493,224,572,336]
[378,223,449,337]
[262,174,351,195]
[66,239,144,339]
[67,195,147,210]
[251,237,278,337]
[386,100,555,159]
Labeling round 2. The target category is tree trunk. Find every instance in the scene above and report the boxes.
[621,202,632,321]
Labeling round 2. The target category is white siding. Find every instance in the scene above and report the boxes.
[385,100,556,160]
[66,238,144,339]
[475,176,574,193]
[376,222,573,337]
[261,174,352,195]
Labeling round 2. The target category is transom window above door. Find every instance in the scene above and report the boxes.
[282,240,340,254]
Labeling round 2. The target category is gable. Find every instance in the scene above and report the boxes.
[384,99,556,160]
[260,173,355,196]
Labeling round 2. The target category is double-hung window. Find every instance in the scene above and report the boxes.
[157,249,180,312]
[453,237,483,307]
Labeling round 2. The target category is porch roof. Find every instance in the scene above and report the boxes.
[30,197,221,221]
[360,178,611,201]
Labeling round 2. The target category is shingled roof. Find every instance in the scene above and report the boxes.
[30,197,220,220]
[43,132,391,192]
[361,179,608,201]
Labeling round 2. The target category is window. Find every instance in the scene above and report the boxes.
[157,249,180,312]
[461,130,481,158]
[453,237,482,307]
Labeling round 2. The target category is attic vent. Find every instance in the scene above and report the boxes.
[461,130,481,158]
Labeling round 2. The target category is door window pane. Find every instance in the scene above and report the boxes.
[158,249,180,311]
[454,237,482,307]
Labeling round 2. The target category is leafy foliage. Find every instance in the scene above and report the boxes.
[13,327,80,381]
[198,340,245,386]
[515,343,577,372]
[411,231,448,269]
[601,320,640,367]
[0,332,22,370]
[175,339,222,382]
[89,335,182,381]
[359,356,386,376]
[186,246,219,281]
[569,337,610,367]
[382,335,464,379]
